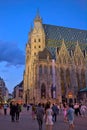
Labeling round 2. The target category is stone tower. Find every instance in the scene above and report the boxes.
[23,11,45,104]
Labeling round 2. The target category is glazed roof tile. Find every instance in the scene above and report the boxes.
[43,24,87,57]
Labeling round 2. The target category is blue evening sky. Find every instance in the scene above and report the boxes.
[0,0,87,93]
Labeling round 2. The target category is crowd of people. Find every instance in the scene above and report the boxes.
[0,101,87,130]
[0,101,22,122]
[10,102,22,122]
[29,101,87,130]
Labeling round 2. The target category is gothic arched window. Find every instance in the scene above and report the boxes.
[41,83,46,98]
[38,39,41,42]
[66,68,70,88]
[39,65,42,74]
[60,68,65,96]
[44,65,48,74]
[50,66,52,75]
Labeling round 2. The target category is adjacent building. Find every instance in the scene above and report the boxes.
[23,12,87,104]
[0,77,9,103]
[13,81,23,104]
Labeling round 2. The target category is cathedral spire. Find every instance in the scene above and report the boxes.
[36,8,40,18]
[34,9,42,23]
[62,38,66,48]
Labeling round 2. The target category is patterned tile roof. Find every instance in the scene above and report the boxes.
[43,24,87,57]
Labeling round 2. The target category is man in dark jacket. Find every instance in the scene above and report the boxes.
[52,104,59,122]
[36,103,44,130]
[10,102,16,122]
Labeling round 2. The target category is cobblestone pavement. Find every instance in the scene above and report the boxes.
[0,107,87,130]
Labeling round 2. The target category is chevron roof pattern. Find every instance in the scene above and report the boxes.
[43,24,87,57]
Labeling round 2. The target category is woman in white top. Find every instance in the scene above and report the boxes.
[45,103,53,130]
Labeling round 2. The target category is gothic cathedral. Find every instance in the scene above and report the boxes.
[23,12,87,104]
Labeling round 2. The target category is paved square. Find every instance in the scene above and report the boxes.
[0,107,87,130]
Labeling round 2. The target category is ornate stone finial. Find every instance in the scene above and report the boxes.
[34,8,42,23]
[62,38,65,44]
[76,40,79,46]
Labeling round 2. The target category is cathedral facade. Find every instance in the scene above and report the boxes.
[23,13,87,104]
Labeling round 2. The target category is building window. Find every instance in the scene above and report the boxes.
[41,83,46,98]
[34,39,36,42]
[19,90,23,98]
[39,65,42,74]
[38,39,40,42]
[39,45,41,48]
[28,66,29,74]
[44,65,48,74]
[34,52,36,56]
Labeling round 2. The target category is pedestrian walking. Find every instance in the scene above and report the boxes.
[74,103,81,116]
[36,103,44,130]
[3,104,8,115]
[80,104,87,117]
[15,103,21,122]
[27,104,30,111]
[63,103,68,122]
[32,104,36,120]
[10,101,16,122]
[52,103,59,122]
[45,102,53,130]
[66,104,75,130]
